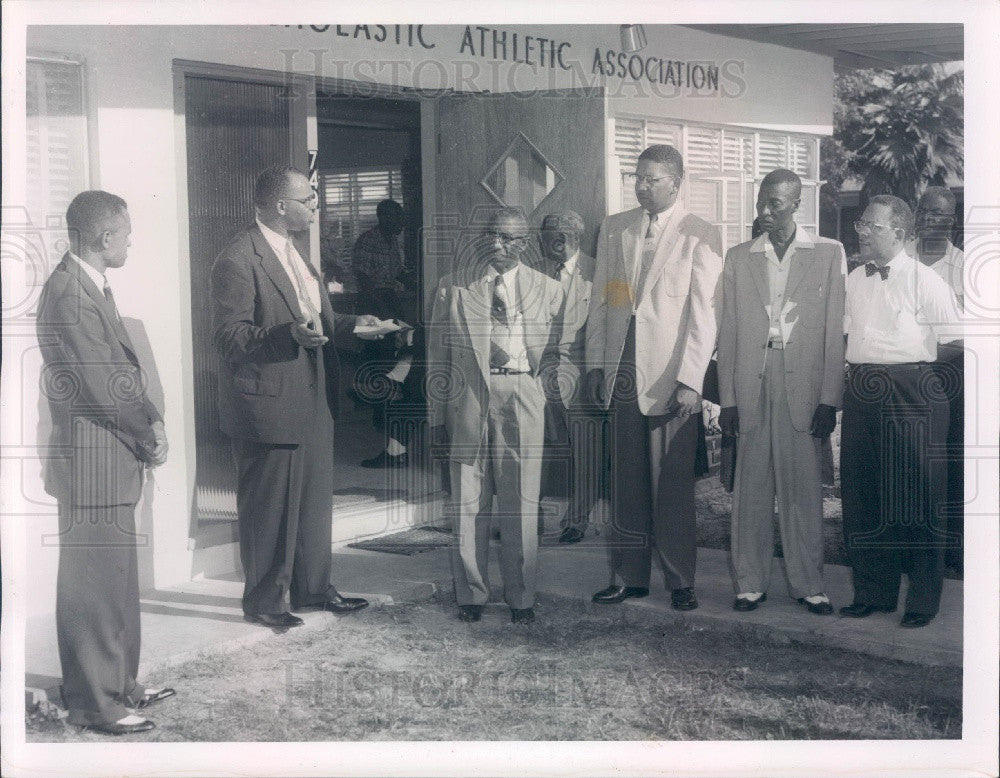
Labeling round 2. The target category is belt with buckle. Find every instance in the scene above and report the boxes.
[489,367,529,375]
[767,338,786,350]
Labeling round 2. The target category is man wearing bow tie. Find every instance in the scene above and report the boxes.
[37,191,174,734]
[212,166,380,629]
[428,208,570,623]
[585,144,724,610]
[840,195,959,629]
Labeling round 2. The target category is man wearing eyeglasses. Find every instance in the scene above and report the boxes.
[586,144,724,611]
[428,207,570,624]
[717,169,846,616]
[840,195,959,629]
[211,165,381,629]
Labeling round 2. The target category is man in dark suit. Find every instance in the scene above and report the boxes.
[211,166,379,629]
[428,208,571,623]
[37,190,174,735]
[535,211,602,544]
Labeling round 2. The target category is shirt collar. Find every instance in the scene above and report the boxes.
[561,250,579,276]
[757,223,814,258]
[644,203,675,232]
[487,262,521,286]
[256,218,292,259]
[66,251,107,291]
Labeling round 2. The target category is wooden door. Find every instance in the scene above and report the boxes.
[432,87,606,286]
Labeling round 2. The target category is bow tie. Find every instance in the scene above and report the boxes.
[865,262,890,280]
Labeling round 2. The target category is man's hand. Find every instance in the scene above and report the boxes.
[430,424,449,459]
[810,404,838,438]
[585,368,606,407]
[666,383,701,418]
[719,406,739,437]
[354,314,382,340]
[291,319,328,348]
[148,421,169,467]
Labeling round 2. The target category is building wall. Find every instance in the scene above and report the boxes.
[11,25,833,658]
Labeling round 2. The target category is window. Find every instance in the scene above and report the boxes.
[26,56,89,239]
[612,117,822,253]
[319,167,403,290]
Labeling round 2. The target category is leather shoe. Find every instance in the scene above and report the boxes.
[798,597,834,615]
[671,587,698,611]
[838,602,896,618]
[733,593,766,612]
[135,687,176,710]
[84,717,155,735]
[900,612,934,628]
[458,604,483,622]
[591,585,649,604]
[313,594,369,614]
[361,451,408,469]
[246,612,303,628]
[558,527,584,544]
[511,607,535,623]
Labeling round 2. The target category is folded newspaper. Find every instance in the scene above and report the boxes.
[353,318,412,337]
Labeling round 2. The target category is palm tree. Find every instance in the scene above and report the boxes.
[835,64,963,208]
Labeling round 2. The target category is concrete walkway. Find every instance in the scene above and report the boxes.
[26,532,962,710]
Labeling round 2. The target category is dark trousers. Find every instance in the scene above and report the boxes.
[936,343,965,570]
[539,396,605,532]
[57,502,144,725]
[232,354,337,616]
[840,362,950,615]
[605,319,699,590]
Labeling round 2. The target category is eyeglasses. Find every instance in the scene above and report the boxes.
[853,220,896,236]
[485,231,529,247]
[625,173,675,187]
[282,193,319,208]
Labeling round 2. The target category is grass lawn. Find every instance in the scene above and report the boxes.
[27,592,961,742]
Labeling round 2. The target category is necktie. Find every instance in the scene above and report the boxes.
[865,262,890,280]
[635,212,659,302]
[285,240,323,334]
[102,280,122,322]
[491,273,508,326]
[490,274,511,368]
[645,212,659,240]
[550,261,565,281]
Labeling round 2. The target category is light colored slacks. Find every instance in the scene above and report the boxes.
[730,348,826,598]
[450,373,545,610]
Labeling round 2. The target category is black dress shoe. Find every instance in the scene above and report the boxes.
[84,718,156,735]
[558,527,585,544]
[733,593,766,612]
[511,607,535,623]
[838,602,896,618]
[798,597,834,615]
[135,687,176,710]
[361,451,408,469]
[458,604,483,622]
[317,594,369,614]
[591,585,649,604]
[247,612,304,628]
[900,612,934,628]
[671,587,698,611]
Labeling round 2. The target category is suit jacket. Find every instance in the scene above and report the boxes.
[37,255,161,506]
[211,225,355,444]
[553,250,595,408]
[585,206,724,415]
[427,262,571,464]
[717,229,846,433]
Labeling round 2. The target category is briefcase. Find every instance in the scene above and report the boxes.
[720,433,737,493]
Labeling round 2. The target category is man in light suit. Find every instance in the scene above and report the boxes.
[717,168,846,615]
[586,144,724,610]
[429,208,570,623]
[536,211,602,544]
[37,190,173,735]
[212,166,379,629]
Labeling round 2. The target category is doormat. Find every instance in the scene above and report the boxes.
[347,526,453,556]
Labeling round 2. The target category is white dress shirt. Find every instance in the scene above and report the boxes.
[906,238,965,308]
[487,262,529,372]
[256,219,323,327]
[66,251,109,294]
[759,224,815,344]
[845,249,958,364]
